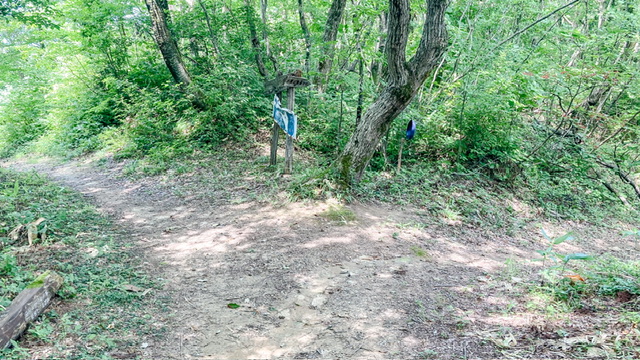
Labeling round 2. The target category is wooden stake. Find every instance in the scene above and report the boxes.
[397,138,405,172]
[269,92,282,166]
[0,271,63,349]
[270,122,279,166]
[284,87,295,174]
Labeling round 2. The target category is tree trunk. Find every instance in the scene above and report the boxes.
[145,0,206,109]
[297,0,312,74]
[245,0,268,78]
[318,0,347,85]
[145,0,194,87]
[337,0,448,184]
[260,0,279,74]
[197,0,220,57]
[371,12,388,85]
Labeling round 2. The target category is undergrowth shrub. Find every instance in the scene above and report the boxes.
[0,79,49,157]
[538,255,640,306]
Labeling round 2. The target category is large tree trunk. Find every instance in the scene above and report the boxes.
[145,0,206,109]
[318,0,347,85]
[145,0,194,86]
[337,0,448,184]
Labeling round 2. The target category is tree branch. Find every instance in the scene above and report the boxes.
[453,0,581,83]
[386,0,411,85]
[490,0,581,52]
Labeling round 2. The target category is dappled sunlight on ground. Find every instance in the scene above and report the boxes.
[6,157,639,359]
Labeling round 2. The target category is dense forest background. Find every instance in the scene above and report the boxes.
[1,0,639,221]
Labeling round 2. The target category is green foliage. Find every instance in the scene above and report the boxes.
[0,77,49,157]
[0,0,59,27]
[534,254,640,307]
[0,170,103,241]
[0,168,162,358]
[534,229,593,282]
[0,0,638,227]
[528,230,640,308]
[0,253,18,276]
[320,204,356,223]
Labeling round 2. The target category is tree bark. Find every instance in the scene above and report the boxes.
[145,0,194,87]
[318,0,347,82]
[145,0,206,109]
[337,0,448,184]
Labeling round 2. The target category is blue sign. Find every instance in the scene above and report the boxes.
[273,95,297,138]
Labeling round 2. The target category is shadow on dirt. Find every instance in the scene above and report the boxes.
[5,158,636,359]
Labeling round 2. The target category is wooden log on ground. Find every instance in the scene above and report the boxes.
[0,271,64,349]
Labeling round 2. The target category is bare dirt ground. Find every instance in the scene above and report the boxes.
[5,156,639,359]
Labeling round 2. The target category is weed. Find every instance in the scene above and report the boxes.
[441,207,461,223]
[320,205,356,223]
[28,317,54,342]
[623,229,640,238]
[455,319,470,330]
[410,246,428,257]
[619,311,640,325]
[414,300,428,323]
[527,249,640,328]
[534,229,593,283]
[416,349,439,359]
[0,253,18,276]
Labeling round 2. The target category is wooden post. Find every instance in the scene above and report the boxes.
[269,92,282,166]
[270,123,279,166]
[284,135,294,174]
[397,138,405,172]
[0,271,63,349]
[284,87,295,174]
[265,72,309,172]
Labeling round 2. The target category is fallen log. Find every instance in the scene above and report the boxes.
[0,271,64,349]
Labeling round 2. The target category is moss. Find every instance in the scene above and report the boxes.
[338,153,353,187]
[25,271,50,289]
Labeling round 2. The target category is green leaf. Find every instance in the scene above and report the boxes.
[12,179,20,198]
[563,253,593,262]
[553,232,575,245]
[227,303,240,309]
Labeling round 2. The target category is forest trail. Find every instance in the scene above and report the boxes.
[3,157,630,359]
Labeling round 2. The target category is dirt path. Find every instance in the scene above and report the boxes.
[4,157,634,359]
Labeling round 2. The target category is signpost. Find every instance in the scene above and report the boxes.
[265,72,310,174]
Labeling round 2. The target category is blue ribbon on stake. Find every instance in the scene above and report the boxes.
[273,95,297,138]
[397,120,416,172]
[406,119,416,140]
